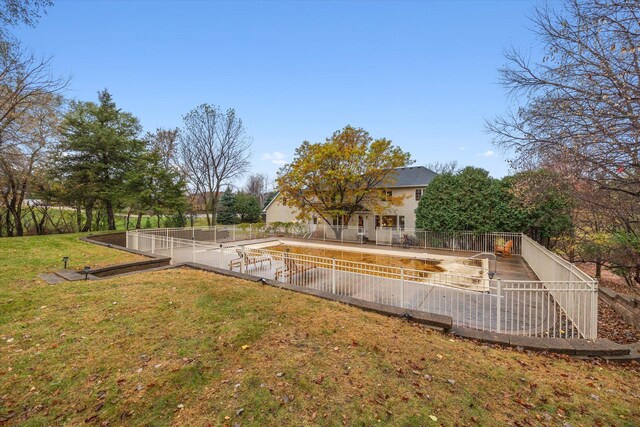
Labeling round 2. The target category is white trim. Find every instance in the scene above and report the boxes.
[262,191,281,213]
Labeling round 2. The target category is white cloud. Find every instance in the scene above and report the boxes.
[458,146,467,151]
[481,150,495,157]
[261,151,287,165]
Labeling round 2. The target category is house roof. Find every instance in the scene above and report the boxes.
[385,166,437,188]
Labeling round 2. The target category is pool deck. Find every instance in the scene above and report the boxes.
[227,237,537,283]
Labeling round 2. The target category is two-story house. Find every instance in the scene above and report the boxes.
[263,166,437,240]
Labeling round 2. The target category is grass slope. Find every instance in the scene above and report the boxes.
[0,234,638,426]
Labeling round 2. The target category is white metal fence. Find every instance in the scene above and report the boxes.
[521,235,598,339]
[375,228,523,255]
[127,229,598,339]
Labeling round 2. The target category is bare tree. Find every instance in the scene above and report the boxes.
[488,0,640,286]
[0,0,52,41]
[244,173,271,208]
[144,127,179,169]
[488,0,639,198]
[425,161,459,175]
[0,42,68,151]
[0,91,61,236]
[177,104,251,225]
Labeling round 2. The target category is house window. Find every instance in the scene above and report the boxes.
[312,216,318,225]
[332,215,347,226]
[381,215,397,228]
[383,190,393,201]
[399,216,405,230]
[415,188,423,201]
[375,215,380,228]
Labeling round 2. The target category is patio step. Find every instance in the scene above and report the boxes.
[53,270,92,281]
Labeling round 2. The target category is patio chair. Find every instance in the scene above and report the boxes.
[229,248,272,271]
[494,240,513,258]
[275,252,316,283]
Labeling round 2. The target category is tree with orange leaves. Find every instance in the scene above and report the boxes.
[276,126,411,235]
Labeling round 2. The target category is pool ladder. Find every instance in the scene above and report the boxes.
[468,252,497,278]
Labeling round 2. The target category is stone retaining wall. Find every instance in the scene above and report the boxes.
[600,287,640,329]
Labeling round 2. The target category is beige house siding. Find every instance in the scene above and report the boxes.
[264,193,303,223]
[376,187,422,228]
[264,186,426,235]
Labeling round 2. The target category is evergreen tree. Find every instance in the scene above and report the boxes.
[415,167,502,232]
[126,150,188,229]
[53,89,144,230]
[216,187,237,224]
[234,193,262,223]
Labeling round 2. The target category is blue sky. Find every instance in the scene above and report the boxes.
[16,0,542,183]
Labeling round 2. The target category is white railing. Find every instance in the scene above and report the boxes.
[375,228,523,255]
[521,235,598,339]
[127,230,598,339]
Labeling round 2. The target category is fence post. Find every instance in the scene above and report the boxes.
[214,226,217,243]
[332,258,336,294]
[151,236,155,254]
[401,267,405,308]
[219,244,224,269]
[192,240,196,263]
[192,227,195,240]
[496,279,502,333]
[126,231,130,249]
[569,263,574,281]
[170,237,174,264]
[240,246,245,274]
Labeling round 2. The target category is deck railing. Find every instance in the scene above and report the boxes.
[127,228,598,339]
[375,228,523,255]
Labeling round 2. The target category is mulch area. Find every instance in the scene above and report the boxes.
[576,262,640,344]
[597,296,640,344]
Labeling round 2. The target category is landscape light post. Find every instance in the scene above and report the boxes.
[62,256,69,270]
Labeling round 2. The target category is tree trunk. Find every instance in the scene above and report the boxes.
[136,213,143,229]
[6,198,23,236]
[106,200,116,230]
[82,202,94,232]
[211,196,219,225]
[95,209,102,230]
[5,208,13,237]
[595,258,602,279]
[76,203,83,232]
[125,208,132,230]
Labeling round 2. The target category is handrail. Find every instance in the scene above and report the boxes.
[469,252,497,276]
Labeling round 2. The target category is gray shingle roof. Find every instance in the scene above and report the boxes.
[385,166,437,188]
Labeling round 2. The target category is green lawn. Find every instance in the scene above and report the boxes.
[0,234,638,426]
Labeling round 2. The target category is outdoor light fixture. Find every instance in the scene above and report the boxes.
[82,266,91,281]
[62,256,69,270]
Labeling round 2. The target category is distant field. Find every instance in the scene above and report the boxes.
[0,234,638,426]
